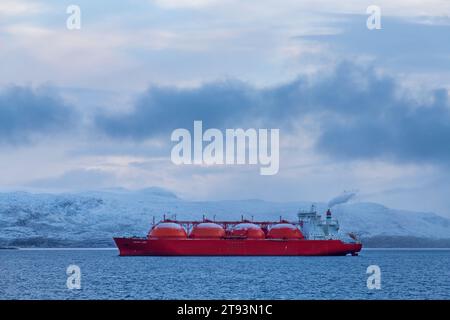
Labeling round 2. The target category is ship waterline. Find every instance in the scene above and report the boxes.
[114,237,362,256]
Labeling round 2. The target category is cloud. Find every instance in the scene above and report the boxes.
[0,0,46,16]
[0,86,78,145]
[152,0,219,9]
[95,80,260,139]
[94,61,450,166]
[297,16,450,73]
[311,64,450,164]
[151,0,450,16]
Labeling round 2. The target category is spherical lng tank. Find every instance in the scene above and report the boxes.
[190,223,226,239]
[267,223,304,239]
[148,222,187,238]
[230,223,265,239]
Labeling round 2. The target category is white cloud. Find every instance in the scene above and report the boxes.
[0,0,47,16]
[2,1,448,90]
[152,0,220,9]
[152,0,450,16]
[0,18,323,90]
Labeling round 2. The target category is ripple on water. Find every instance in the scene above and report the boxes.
[0,249,449,299]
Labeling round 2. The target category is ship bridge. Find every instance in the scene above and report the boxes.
[297,205,340,240]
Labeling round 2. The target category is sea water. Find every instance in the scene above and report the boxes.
[0,249,449,299]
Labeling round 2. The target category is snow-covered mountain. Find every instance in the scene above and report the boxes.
[1,188,450,247]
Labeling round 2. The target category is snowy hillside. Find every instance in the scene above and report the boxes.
[0,188,450,247]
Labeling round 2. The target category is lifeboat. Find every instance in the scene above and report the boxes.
[190,223,225,239]
[267,223,304,239]
[148,222,187,239]
[230,223,265,239]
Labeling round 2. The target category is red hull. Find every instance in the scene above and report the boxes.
[113,237,362,256]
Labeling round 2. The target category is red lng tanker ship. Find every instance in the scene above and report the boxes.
[114,207,362,256]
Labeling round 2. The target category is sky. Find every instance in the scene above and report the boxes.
[1,0,450,216]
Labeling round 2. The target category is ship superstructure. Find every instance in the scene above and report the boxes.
[298,205,340,240]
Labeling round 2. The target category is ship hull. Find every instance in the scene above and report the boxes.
[113,237,362,256]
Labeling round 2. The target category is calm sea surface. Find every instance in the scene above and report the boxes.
[0,249,449,299]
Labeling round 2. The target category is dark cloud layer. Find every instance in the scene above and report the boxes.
[1,63,448,166]
[95,80,260,139]
[0,86,77,145]
[295,63,450,164]
[95,62,450,165]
